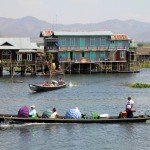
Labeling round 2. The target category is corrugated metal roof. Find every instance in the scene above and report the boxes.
[0,45,19,49]
[18,50,37,53]
[111,34,128,40]
[136,47,150,55]
[0,38,39,50]
[54,31,113,36]
[40,30,113,37]
[31,42,39,49]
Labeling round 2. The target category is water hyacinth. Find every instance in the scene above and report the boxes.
[128,83,150,88]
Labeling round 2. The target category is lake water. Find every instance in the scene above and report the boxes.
[0,69,150,150]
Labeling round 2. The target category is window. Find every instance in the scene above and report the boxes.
[100,52,106,60]
[101,38,106,46]
[100,52,105,57]
[120,51,125,58]
[81,52,85,57]
[17,54,22,61]
[70,38,75,46]
[110,41,114,44]
[90,39,95,46]
[90,52,96,60]
[80,52,87,58]
[110,41,115,48]
[59,52,66,58]
[60,38,66,46]
[2,50,11,60]
[118,41,122,47]
[27,54,32,61]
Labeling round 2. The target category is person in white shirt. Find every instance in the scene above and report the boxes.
[126,97,135,118]
[50,108,59,118]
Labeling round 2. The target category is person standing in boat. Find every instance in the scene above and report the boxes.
[29,105,37,118]
[50,108,59,118]
[126,97,135,118]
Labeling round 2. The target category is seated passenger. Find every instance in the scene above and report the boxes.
[29,105,37,118]
[46,81,50,86]
[58,78,63,82]
[52,80,58,86]
[50,108,59,118]
[58,78,64,84]
[50,83,54,87]
[42,81,46,86]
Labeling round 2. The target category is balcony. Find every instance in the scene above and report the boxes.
[45,46,59,53]
[59,46,109,51]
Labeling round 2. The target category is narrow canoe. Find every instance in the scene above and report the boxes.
[0,114,150,124]
[28,83,67,92]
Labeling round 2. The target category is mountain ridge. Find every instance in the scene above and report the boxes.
[0,16,150,42]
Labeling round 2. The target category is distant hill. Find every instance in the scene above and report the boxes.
[0,16,150,42]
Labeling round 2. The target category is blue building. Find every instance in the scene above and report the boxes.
[40,30,136,73]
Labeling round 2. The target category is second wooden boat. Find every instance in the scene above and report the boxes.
[28,83,67,92]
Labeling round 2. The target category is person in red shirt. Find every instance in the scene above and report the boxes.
[42,81,46,86]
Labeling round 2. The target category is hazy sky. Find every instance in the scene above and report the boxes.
[0,0,149,24]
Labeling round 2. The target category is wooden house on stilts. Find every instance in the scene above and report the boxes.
[40,30,138,74]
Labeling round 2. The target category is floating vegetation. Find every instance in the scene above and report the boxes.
[128,83,150,88]
[139,62,150,68]
[5,67,21,71]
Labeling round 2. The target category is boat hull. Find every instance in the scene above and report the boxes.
[0,115,149,124]
[28,83,67,92]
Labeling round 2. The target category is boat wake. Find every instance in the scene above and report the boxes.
[68,82,79,87]
[0,122,63,128]
[0,123,13,128]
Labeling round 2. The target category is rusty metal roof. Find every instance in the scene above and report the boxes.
[40,30,54,37]
[111,34,128,40]
[136,47,150,55]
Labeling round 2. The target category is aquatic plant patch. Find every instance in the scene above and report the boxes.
[128,83,150,88]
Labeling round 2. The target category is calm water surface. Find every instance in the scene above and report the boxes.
[0,69,150,150]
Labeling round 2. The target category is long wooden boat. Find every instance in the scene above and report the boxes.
[28,83,67,92]
[0,114,150,124]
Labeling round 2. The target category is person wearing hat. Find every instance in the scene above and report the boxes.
[126,97,135,118]
[29,105,37,118]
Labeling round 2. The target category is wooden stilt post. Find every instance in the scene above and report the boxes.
[10,63,14,82]
[70,62,71,74]
[42,65,45,74]
[79,63,80,74]
[90,63,91,74]
[0,67,3,76]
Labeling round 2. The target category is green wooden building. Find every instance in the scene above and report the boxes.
[40,30,137,73]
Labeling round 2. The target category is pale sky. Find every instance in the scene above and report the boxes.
[0,0,149,24]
